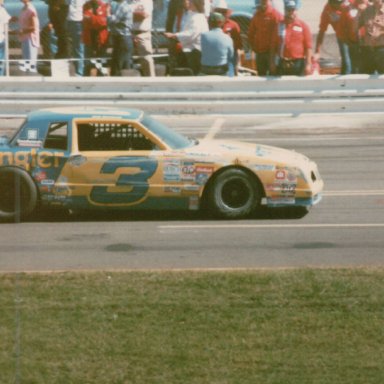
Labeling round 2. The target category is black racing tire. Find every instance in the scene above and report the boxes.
[206,168,262,219]
[0,167,38,222]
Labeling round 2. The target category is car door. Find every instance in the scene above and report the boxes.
[64,118,165,209]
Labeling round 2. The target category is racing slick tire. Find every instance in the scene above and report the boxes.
[0,167,38,221]
[206,168,262,219]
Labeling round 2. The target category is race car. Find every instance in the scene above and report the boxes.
[0,107,323,221]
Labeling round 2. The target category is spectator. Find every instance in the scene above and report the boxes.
[48,0,69,58]
[108,0,134,76]
[41,22,58,59]
[165,0,189,73]
[204,0,211,17]
[339,0,369,73]
[212,0,242,76]
[128,0,155,77]
[0,0,11,76]
[271,0,312,76]
[315,0,352,74]
[18,0,40,72]
[67,0,86,76]
[359,0,384,74]
[200,12,234,75]
[82,0,109,76]
[248,0,283,76]
[166,0,184,33]
[164,0,209,75]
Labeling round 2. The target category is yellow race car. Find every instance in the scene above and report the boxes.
[0,107,323,221]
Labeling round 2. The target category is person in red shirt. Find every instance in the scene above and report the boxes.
[271,0,312,76]
[339,0,369,73]
[248,0,283,76]
[212,0,243,76]
[82,0,109,76]
[315,0,352,74]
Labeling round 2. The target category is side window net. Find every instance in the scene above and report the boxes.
[44,122,68,150]
[78,123,155,151]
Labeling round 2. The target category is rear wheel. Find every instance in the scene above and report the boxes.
[0,167,38,221]
[206,168,261,219]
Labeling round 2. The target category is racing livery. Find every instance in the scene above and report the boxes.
[0,107,323,221]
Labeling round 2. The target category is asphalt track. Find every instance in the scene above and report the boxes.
[0,114,383,272]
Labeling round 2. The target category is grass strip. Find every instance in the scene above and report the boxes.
[1,269,383,383]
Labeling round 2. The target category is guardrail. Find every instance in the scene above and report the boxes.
[1,74,384,116]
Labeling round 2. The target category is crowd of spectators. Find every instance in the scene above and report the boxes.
[1,0,384,76]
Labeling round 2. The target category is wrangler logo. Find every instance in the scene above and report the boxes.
[0,149,65,170]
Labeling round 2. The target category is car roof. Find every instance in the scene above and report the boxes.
[27,107,144,122]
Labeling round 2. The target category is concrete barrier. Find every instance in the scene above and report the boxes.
[1,74,384,116]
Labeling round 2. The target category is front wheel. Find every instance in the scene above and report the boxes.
[206,168,261,219]
[0,167,38,222]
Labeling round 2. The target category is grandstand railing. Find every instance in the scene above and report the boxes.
[1,74,384,116]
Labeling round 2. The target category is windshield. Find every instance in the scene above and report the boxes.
[141,114,193,150]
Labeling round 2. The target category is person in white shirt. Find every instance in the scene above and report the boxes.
[164,0,209,75]
[0,0,11,75]
[127,0,155,76]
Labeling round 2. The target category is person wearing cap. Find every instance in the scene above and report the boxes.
[200,12,234,75]
[248,0,283,76]
[358,0,384,74]
[212,0,242,76]
[314,0,352,74]
[271,0,312,76]
[164,0,209,75]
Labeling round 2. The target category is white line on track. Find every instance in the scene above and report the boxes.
[240,136,384,142]
[159,223,384,230]
[324,190,384,196]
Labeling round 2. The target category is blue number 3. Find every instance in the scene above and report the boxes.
[90,157,158,205]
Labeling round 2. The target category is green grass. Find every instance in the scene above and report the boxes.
[1,269,384,383]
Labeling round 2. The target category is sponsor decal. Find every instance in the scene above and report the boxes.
[181,161,196,181]
[281,183,297,195]
[195,165,214,185]
[189,196,199,210]
[17,139,42,148]
[255,146,270,157]
[164,186,182,194]
[267,197,295,206]
[183,185,200,192]
[68,155,87,167]
[32,170,48,182]
[0,149,65,170]
[253,164,275,171]
[275,170,286,180]
[164,159,181,181]
[27,129,38,140]
[41,179,55,186]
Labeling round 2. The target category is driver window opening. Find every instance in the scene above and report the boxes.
[44,122,68,150]
[77,122,155,151]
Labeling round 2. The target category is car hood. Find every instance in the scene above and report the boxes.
[184,139,310,167]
